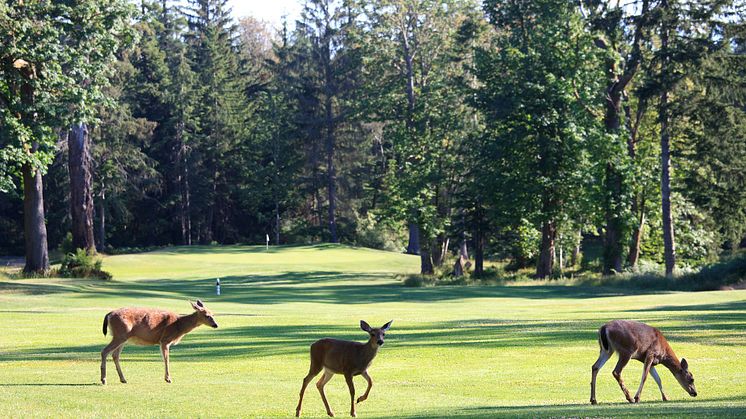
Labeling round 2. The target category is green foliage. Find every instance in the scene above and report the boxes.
[59,249,112,280]
[0,0,135,190]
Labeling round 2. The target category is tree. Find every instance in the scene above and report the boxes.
[583,0,654,274]
[293,0,364,243]
[639,0,735,276]
[185,0,249,243]
[0,1,133,271]
[365,0,481,274]
[478,0,605,278]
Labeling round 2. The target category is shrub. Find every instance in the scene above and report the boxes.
[402,275,437,287]
[58,232,74,255]
[59,249,112,280]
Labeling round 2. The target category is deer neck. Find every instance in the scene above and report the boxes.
[172,312,200,336]
[660,352,683,375]
[361,337,380,363]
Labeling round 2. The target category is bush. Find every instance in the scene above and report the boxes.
[58,232,74,255]
[59,249,112,280]
[402,275,437,287]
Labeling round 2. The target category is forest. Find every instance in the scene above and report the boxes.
[1,0,745,280]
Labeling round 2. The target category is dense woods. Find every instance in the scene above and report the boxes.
[1,0,744,279]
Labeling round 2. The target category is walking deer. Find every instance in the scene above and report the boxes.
[590,320,697,404]
[295,320,393,418]
[100,300,218,385]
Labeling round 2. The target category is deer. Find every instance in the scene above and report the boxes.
[590,320,697,404]
[295,320,393,418]
[100,300,218,385]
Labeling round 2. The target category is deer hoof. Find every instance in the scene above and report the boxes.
[590,399,597,405]
[101,378,106,385]
[356,396,366,404]
[326,411,334,417]
[120,379,127,384]
[634,396,640,403]
[350,412,356,418]
[165,377,172,383]
[295,410,301,418]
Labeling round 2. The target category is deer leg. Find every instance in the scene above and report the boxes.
[296,363,323,417]
[634,358,654,403]
[344,373,356,417]
[317,369,335,417]
[356,371,372,404]
[100,337,126,385]
[112,343,127,383]
[160,343,172,383]
[590,348,612,404]
[649,366,668,401]
[611,354,633,403]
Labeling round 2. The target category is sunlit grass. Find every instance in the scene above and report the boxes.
[0,244,744,417]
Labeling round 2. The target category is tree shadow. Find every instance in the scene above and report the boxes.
[392,396,746,418]
[0,318,666,363]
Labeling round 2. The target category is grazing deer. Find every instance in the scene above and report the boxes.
[590,320,697,404]
[100,300,218,385]
[295,320,393,418]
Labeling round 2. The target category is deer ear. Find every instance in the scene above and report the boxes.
[381,320,393,331]
[196,299,204,308]
[360,320,372,332]
[191,301,203,311]
[681,358,688,371]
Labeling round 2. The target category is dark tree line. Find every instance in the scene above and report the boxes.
[1,0,744,278]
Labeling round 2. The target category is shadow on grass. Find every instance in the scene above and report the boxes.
[0,383,98,387]
[148,243,366,256]
[3,312,745,364]
[59,271,646,306]
[399,396,746,418]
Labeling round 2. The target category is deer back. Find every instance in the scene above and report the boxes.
[604,320,672,361]
[108,307,180,345]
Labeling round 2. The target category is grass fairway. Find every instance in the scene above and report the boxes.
[0,244,745,418]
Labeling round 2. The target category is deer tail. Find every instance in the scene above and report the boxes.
[599,325,609,352]
[102,312,111,336]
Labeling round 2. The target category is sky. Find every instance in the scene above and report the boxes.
[228,0,303,28]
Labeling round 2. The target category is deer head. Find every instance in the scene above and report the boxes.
[360,320,392,347]
[673,358,697,397]
[191,300,218,328]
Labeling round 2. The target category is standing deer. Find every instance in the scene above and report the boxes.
[100,300,218,385]
[590,320,697,404]
[295,320,393,418]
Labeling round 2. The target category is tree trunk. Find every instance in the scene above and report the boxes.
[406,222,420,254]
[22,163,49,273]
[68,123,96,253]
[460,238,469,261]
[602,86,625,274]
[433,235,448,267]
[570,229,581,267]
[453,257,465,277]
[536,220,556,279]
[420,245,434,275]
[660,4,675,277]
[628,212,645,268]
[598,1,648,274]
[325,95,338,243]
[178,122,192,246]
[275,199,281,245]
[660,94,675,277]
[97,189,105,251]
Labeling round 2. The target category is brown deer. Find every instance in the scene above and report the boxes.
[590,320,697,404]
[295,320,393,418]
[100,300,218,385]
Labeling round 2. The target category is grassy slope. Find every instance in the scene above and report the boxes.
[0,244,744,418]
